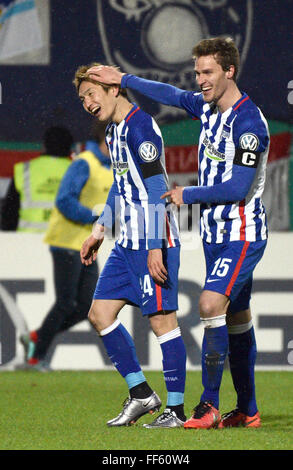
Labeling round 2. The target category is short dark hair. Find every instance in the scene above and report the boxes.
[43,126,73,156]
[192,37,240,81]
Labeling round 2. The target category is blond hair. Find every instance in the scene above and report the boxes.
[73,62,127,96]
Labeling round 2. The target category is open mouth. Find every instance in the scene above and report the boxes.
[90,105,101,116]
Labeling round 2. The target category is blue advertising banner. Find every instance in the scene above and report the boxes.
[0,0,292,142]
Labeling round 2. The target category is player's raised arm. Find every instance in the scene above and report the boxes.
[88,65,200,114]
[87,65,124,86]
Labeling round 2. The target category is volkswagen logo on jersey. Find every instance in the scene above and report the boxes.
[138,141,158,162]
[239,133,259,151]
[97,0,253,121]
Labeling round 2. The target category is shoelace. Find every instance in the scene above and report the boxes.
[221,408,239,420]
[113,397,136,420]
[122,397,131,408]
[156,409,173,423]
[192,401,213,418]
[115,397,131,417]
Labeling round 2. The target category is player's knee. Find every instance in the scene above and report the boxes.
[199,293,228,318]
[88,306,99,329]
[88,304,107,333]
[88,303,118,333]
[199,298,216,317]
[149,311,178,337]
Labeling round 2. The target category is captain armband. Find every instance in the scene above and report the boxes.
[140,159,163,179]
[233,148,260,169]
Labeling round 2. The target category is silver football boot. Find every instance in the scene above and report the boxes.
[107,391,161,427]
[143,408,185,428]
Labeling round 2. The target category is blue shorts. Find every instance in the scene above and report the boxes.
[203,239,267,314]
[93,242,180,316]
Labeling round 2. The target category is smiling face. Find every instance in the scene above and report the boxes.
[78,80,117,122]
[195,54,234,106]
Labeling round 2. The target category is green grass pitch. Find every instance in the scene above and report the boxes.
[0,370,292,450]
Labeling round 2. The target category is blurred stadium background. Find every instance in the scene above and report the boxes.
[0,0,292,372]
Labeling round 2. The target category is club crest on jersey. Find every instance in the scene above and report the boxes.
[203,136,226,162]
[239,133,259,151]
[220,123,231,140]
[139,141,158,162]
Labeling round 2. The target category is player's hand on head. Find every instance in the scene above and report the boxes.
[87,65,124,85]
[147,249,168,285]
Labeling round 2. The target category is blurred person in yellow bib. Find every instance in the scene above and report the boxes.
[12,126,73,232]
[20,121,113,370]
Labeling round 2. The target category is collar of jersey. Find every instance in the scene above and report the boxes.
[123,103,139,124]
[212,92,249,118]
[232,92,249,111]
[109,103,139,132]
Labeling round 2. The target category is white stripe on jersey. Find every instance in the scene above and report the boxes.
[230,209,244,242]
[202,207,212,243]
[123,127,149,249]
[118,196,127,247]
[213,205,226,244]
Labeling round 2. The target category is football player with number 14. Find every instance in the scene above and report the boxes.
[74,62,187,428]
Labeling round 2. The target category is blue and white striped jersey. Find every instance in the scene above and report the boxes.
[180,91,270,243]
[105,104,180,250]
